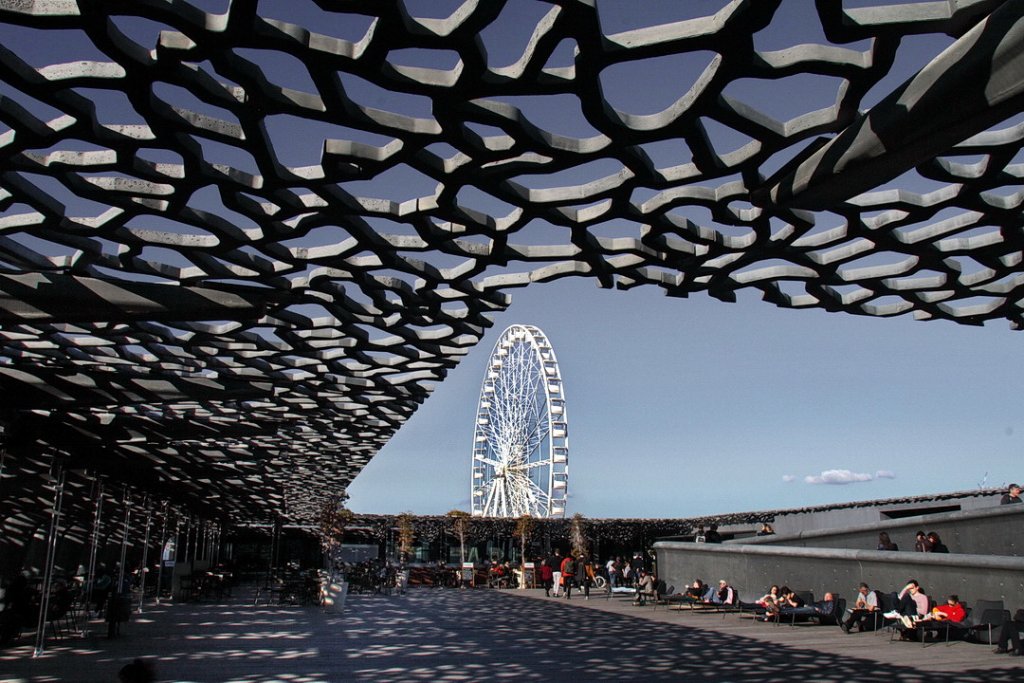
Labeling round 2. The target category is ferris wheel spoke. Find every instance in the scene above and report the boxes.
[520,478,550,513]
[517,460,551,470]
[482,480,498,515]
[521,434,546,461]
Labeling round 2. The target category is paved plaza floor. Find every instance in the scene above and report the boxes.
[2,586,1022,682]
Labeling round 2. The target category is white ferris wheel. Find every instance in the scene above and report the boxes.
[470,324,569,518]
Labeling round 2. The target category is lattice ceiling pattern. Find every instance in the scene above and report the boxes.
[0,0,1022,523]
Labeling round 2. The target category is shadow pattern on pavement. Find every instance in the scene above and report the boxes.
[1,588,1022,682]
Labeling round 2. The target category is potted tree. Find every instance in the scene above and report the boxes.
[446,510,473,587]
[513,514,536,589]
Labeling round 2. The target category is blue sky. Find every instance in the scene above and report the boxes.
[347,276,1024,517]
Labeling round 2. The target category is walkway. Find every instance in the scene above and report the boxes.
[1,587,1021,682]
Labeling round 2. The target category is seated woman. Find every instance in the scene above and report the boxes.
[761,586,800,620]
[740,584,779,614]
[488,562,506,588]
[926,531,949,553]
[877,531,898,551]
[678,579,706,604]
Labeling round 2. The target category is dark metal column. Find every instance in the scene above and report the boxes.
[116,488,132,594]
[83,477,105,625]
[137,498,153,613]
[33,454,65,658]
[154,503,169,606]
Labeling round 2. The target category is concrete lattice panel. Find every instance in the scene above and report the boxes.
[0,0,1022,522]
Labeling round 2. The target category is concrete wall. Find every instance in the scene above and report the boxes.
[767,493,1003,536]
[731,504,1024,556]
[653,541,1024,609]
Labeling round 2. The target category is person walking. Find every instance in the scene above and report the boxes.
[538,559,554,597]
[559,554,576,599]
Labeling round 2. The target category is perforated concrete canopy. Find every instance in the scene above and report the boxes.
[1,0,1023,522]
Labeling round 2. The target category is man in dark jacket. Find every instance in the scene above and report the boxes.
[1001,484,1022,505]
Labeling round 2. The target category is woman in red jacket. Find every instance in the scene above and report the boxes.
[538,559,554,597]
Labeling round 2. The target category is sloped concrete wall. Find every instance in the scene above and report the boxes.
[732,504,1024,556]
[767,493,1004,536]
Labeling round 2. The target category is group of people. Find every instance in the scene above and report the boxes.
[834,578,1023,655]
[678,578,739,608]
[534,550,653,600]
[673,573,1024,657]
[875,530,949,552]
[837,579,958,639]
[536,550,595,599]
[604,552,649,588]
[751,584,836,620]
[486,560,517,589]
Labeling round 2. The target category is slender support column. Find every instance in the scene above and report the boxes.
[116,488,132,594]
[137,498,153,613]
[211,524,221,565]
[269,517,281,582]
[195,522,202,564]
[182,516,192,567]
[0,425,7,499]
[83,477,105,625]
[33,455,65,658]
[154,504,169,606]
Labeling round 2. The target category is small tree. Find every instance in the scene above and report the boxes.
[513,514,536,589]
[570,513,588,558]
[317,496,353,565]
[446,509,471,564]
[396,512,415,562]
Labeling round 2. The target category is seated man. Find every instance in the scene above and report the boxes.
[813,592,837,618]
[781,591,835,620]
[915,594,967,641]
[884,580,930,639]
[634,570,657,605]
[921,594,966,623]
[886,580,928,617]
[842,583,879,633]
[994,608,1024,655]
[710,579,735,605]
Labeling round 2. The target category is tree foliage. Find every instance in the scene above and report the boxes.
[446,509,472,564]
[317,496,354,553]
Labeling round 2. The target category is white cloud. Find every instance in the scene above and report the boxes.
[804,469,875,485]
[782,474,796,483]
[875,470,896,479]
